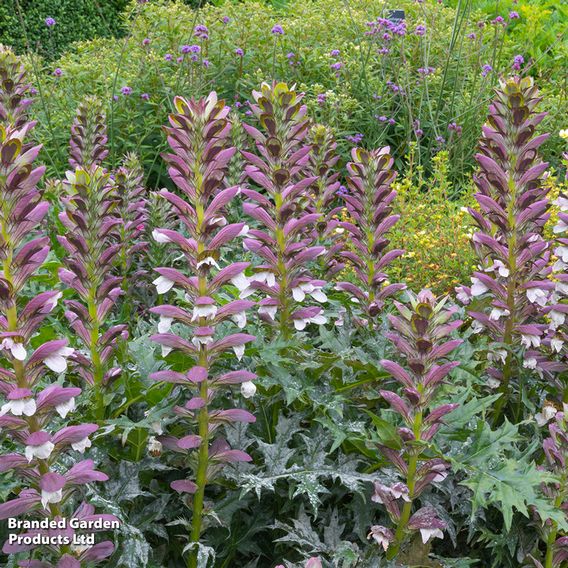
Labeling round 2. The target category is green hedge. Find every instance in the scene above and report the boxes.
[0,0,129,59]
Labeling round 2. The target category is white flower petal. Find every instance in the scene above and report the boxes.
[241,381,256,399]
[233,344,245,361]
[55,397,75,419]
[71,437,92,453]
[152,229,171,243]
[158,316,173,333]
[41,488,63,509]
[153,276,174,295]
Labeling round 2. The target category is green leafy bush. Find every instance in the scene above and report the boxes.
[27,0,567,187]
[0,0,131,59]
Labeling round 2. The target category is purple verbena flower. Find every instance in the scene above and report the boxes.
[120,86,132,96]
[271,24,284,35]
[45,17,56,27]
[345,133,363,144]
[448,122,462,135]
[481,64,493,77]
[512,54,524,70]
[414,24,426,36]
[194,24,209,40]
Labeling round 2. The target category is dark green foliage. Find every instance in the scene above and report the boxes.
[0,0,129,59]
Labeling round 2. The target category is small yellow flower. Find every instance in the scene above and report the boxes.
[560,129,568,140]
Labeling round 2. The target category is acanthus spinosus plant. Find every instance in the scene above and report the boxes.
[149,92,256,568]
[241,82,328,338]
[304,124,343,277]
[0,45,33,129]
[276,557,322,568]
[336,146,405,322]
[456,76,561,423]
[370,290,462,559]
[0,52,115,565]
[114,153,148,310]
[544,187,568,378]
[68,95,109,170]
[57,165,127,420]
[526,403,568,568]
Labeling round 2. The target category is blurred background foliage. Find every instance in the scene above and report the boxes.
[1,0,566,297]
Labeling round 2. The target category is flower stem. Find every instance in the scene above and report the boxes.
[87,291,104,420]
[544,477,565,568]
[387,411,423,560]
[188,174,210,568]
[188,364,209,568]
[492,175,518,426]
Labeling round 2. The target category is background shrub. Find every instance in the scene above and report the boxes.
[0,0,130,59]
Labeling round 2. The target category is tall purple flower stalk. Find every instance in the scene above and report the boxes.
[371,290,462,559]
[149,92,256,568]
[114,153,148,308]
[527,403,568,568]
[545,188,568,387]
[305,124,344,277]
[0,45,33,128]
[0,48,114,564]
[225,109,247,189]
[336,147,405,321]
[241,82,328,338]
[58,166,127,419]
[68,96,109,169]
[457,77,559,423]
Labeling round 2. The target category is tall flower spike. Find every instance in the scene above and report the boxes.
[226,109,248,189]
[457,76,560,423]
[68,95,109,169]
[58,166,127,419]
[526,404,568,568]
[544,188,568,375]
[146,191,173,290]
[242,82,328,337]
[0,64,114,564]
[336,147,405,321]
[0,45,33,128]
[114,153,148,316]
[149,92,256,568]
[305,124,344,278]
[373,290,462,559]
